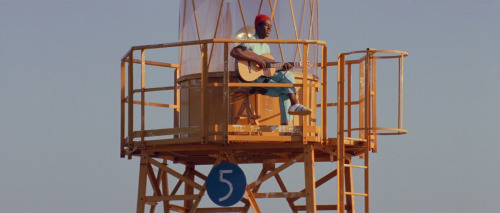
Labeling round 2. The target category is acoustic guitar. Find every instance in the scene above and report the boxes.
[237,53,312,82]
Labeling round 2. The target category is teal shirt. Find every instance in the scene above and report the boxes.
[239,34,270,55]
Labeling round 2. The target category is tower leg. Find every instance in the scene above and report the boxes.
[184,163,195,210]
[161,159,170,213]
[137,151,149,213]
[304,144,317,213]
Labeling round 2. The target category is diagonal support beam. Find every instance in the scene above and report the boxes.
[150,158,204,190]
[247,153,305,189]
[188,155,223,213]
[290,169,338,203]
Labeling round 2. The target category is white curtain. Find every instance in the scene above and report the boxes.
[178,0,319,76]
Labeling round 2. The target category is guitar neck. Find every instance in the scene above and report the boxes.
[266,62,301,68]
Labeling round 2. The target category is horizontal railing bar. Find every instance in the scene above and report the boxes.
[344,137,367,142]
[122,38,326,60]
[341,49,408,57]
[125,100,178,109]
[129,59,180,68]
[227,125,302,133]
[373,55,405,59]
[131,38,326,51]
[344,164,368,169]
[126,83,316,91]
[345,127,407,135]
[345,192,368,197]
[318,100,361,107]
[228,82,297,88]
[134,127,200,138]
[325,59,364,66]
[133,86,177,93]
[220,82,319,88]
[144,137,202,146]
[295,205,338,211]
[227,135,320,142]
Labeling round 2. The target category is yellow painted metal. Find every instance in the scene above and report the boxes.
[321,45,327,143]
[236,0,249,39]
[223,43,230,143]
[201,43,208,144]
[372,55,378,152]
[289,0,302,62]
[302,44,309,143]
[136,151,149,213]
[364,52,372,213]
[120,35,407,212]
[399,55,405,130]
[304,144,317,213]
[120,61,125,158]
[206,0,226,70]
[127,51,134,159]
[191,0,201,42]
[337,53,346,212]
[141,50,146,146]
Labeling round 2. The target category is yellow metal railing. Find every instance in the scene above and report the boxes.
[120,39,328,158]
[119,39,407,159]
[333,49,408,212]
[119,40,408,213]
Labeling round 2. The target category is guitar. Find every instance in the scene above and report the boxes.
[237,53,313,82]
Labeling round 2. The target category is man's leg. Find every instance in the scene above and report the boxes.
[279,94,292,125]
[269,71,311,116]
[288,93,299,106]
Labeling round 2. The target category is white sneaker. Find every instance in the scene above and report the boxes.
[288,104,312,115]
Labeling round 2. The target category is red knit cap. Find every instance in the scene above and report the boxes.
[254,14,271,28]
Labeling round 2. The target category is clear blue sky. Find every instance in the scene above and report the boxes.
[1,1,499,213]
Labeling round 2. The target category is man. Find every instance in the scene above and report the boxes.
[230,14,312,126]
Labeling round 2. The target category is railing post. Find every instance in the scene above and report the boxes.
[372,55,378,152]
[321,45,327,143]
[128,51,134,159]
[201,43,208,143]
[120,61,126,157]
[399,54,404,131]
[337,53,346,212]
[302,43,309,143]
[364,52,372,213]
[141,49,146,145]
[223,42,229,143]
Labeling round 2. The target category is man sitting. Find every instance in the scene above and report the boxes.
[230,14,312,125]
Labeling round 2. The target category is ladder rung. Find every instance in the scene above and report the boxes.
[344,164,367,169]
[345,192,368,197]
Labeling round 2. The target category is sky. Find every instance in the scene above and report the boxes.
[1,1,499,213]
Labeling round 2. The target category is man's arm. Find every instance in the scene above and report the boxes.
[230,46,268,68]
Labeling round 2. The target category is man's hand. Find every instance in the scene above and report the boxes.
[282,62,293,71]
[231,47,268,68]
[253,55,268,68]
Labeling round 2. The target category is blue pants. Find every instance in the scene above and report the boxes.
[254,71,296,124]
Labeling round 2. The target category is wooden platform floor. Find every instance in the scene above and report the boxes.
[125,138,367,165]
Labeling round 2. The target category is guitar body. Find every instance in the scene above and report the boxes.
[237,53,277,82]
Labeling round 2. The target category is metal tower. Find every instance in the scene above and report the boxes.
[119,1,408,212]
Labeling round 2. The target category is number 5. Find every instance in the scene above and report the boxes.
[219,170,233,202]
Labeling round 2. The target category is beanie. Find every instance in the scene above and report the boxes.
[254,14,271,28]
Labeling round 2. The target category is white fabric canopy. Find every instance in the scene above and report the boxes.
[178,0,320,76]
